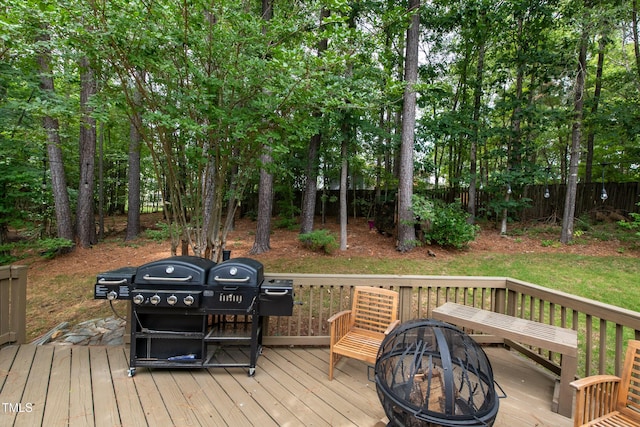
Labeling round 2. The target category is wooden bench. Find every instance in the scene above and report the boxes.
[432,302,578,418]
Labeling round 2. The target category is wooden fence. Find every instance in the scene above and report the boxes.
[0,265,27,347]
[257,182,639,221]
[261,273,640,380]
[429,181,640,221]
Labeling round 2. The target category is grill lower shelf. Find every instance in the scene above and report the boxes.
[129,310,262,377]
[204,346,262,367]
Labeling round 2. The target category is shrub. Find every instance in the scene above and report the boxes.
[413,196,478,249]
[618,202,640,238]
[298,229,338,254]
[39,238,75,259]
[144,222,175,242]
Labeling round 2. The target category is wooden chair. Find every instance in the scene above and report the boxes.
[327,286,399,380]
[570,339,640,427]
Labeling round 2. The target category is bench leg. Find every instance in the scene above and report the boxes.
[555,354,577,418]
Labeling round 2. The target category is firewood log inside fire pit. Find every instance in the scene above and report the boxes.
[410,366,449,413]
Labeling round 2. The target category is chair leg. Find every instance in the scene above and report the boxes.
[329,350,335,380]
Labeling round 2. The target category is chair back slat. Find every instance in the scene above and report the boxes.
[618,340,640,413]
[351,287,399,334]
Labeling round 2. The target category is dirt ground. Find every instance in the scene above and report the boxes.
[19,212,639,341]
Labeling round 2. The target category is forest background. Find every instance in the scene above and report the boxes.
[1,0,640,262]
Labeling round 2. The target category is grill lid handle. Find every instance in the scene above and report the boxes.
[213,275,250,283]
[98,278,128,285]
[264,289,288,296]
[142,274,193,282]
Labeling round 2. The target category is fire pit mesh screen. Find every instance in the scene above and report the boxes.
[375,319,499,427]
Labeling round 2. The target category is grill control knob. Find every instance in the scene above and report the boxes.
[106,291,118,301]
[167,295,178,305]
[133,294,144,305]
[183,295,195,306]
[150,294,161,305]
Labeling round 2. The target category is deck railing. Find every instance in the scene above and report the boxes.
[0,265,27,347]
[262,273,640,379]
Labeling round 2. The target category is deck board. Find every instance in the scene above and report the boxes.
[0,344,573,426]
[0,345,18,394]
[275,349,376,423]
[1,345,36,426]
[251,348,333,425]
[126,355,172,427]
[91,346,122,427]
[69,346,94,427]
[42,346,71,427]
[15,345,53,427]
[106,346,146,427]
[261,349,356,425]
[279,347,382,419]
[191,365,252,426]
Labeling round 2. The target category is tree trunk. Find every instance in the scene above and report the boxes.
[501,14,525,235]
[561,19,589,244]
[585,35,606,183]
[249,150,274,254]
[36,27,74,243]
[126,85,142,241]
[77,56,97,248]
[396,0,420,252]
[633,0,640,83]
[300,128,320,235]
[340,134,348,251]
[249,0,274,255]
[98,122,104,240]
[300,8,329,235]
[469,17,486,224]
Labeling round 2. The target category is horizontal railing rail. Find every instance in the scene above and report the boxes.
[0,265,27,347]
[262,273,640,379]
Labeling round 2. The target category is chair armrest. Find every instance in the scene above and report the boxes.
[571,375,621,427]
[384,320,400,335]
[327,310,352,324]
[328,310,352,346]
[570,374,620,391]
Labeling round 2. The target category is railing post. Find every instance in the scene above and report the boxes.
[398,286,413,322]
[0,265,27,346]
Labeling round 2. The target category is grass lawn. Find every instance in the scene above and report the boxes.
[262,253,640,312]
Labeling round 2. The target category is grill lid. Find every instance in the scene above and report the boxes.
[97,266,137,285]
[208,258,264,287]
[134,256,216,286]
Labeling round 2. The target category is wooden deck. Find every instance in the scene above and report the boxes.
[0,344,572,426]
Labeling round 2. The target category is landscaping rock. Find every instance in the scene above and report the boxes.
[43,316,126,346]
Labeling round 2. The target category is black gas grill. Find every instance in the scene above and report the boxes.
[94,256,293,377]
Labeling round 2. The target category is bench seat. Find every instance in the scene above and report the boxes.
[432,302,577,418]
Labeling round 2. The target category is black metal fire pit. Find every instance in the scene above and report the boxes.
[375,319,500,427]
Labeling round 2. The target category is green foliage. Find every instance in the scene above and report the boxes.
[413,196,478,249]
[541,239,560,248]
[144,222,175,242]
[618,203,640,238]
[410,194,435,223]
[274,217,298,231]
[38,238,75,259]
[298,229,338,254]
[0,244,16,265]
